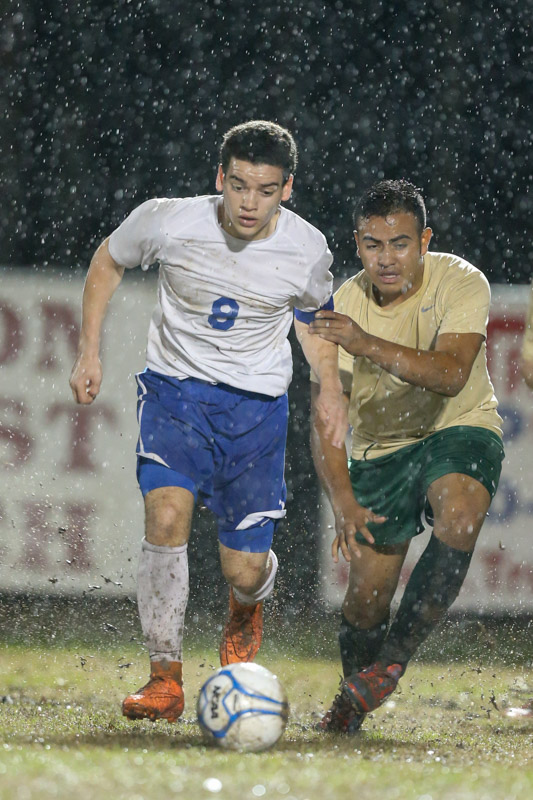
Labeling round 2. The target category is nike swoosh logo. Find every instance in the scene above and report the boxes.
[421,304,434,313]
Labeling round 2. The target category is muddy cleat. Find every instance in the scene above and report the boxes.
[122,660,184,722]
[319,689,366,734]
[220,588,263,666]
[343,661,404,714]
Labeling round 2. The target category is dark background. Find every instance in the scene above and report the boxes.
[3,0,532,281]
[1,0,531,612]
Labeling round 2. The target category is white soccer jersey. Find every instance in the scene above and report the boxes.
[108,195,333,396]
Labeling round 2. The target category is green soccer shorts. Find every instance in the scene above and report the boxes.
[348,425,505,546]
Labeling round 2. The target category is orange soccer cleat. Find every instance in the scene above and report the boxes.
[220,588,263,666]
[122,660,184,722]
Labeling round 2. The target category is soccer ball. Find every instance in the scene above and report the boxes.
[197,662,289,752]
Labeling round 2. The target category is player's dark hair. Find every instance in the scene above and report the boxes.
[353,180,427,234]
[220,120,298,183]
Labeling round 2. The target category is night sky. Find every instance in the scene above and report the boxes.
[2,0,532,282]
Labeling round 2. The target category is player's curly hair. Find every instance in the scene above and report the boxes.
[353,179,427,234]
[220,121,298,183]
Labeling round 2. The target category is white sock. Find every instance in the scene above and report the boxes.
[233,550,278,606]
[137,538,189,663]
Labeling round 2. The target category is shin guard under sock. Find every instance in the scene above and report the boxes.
[137,538,189,662]
[339,613,389,678]
[378,535,473,670]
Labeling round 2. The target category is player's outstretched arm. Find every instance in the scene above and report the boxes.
[309,310,484,397]
[294,318,348,448]
[310,383,385,561]
[69,239,125,404]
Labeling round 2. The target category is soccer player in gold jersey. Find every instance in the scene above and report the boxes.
[309,179,504,733]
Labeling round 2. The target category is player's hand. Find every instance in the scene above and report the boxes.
[314,386,349,448]
[331,498,386,562]
[69,353,103,404]
[310,310,367,356]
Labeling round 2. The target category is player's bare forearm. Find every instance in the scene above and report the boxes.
[310,383,352,506]
[78,239,125,353]
[69,239,125,404]
[350,333,479,396]
[310,311,483,397]
[294,318,348,448]
[310,383,383,561]
[294,318,342,390]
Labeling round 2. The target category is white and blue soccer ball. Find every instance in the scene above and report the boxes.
[197,662,289,752]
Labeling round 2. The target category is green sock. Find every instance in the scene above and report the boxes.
[338,612,389,678]
[377,535,473,670]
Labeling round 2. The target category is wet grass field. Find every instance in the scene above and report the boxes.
[1,597,532,800]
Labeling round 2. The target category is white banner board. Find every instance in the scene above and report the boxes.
[1,274,531,610]
[0,269,152,594]
[319,284,533,613]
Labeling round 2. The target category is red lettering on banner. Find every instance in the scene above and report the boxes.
[63,502,93,570]
[18,499,93,572]
[486,315,524,383]
[19,501,53,569]
[507,560,533,593]
[0,301,24,365]
[46,403,117,471]
[37,301,79,371]
[481,549,533,596]
[506,344,521,392]
[480,549,505,589]
[0,397,33,468]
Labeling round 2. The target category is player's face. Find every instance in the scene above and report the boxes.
[354,212,433,306]
[216,159,293,241]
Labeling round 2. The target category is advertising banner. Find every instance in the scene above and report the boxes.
[0,270,151,594]
[1,273,531,611]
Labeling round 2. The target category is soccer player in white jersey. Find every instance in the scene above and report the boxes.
[308,180,504,733]
[69,120,347,723]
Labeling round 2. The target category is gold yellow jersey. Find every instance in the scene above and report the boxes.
[334,251,503,460]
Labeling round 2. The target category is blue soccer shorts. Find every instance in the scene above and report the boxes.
[135,369,288,553]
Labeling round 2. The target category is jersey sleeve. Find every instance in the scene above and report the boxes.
[108,198,173,269]
[522,282,533,361]
[437,267,491,337]
[293,245,334,323]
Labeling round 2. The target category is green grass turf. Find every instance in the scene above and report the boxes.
[1,632,532,800]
